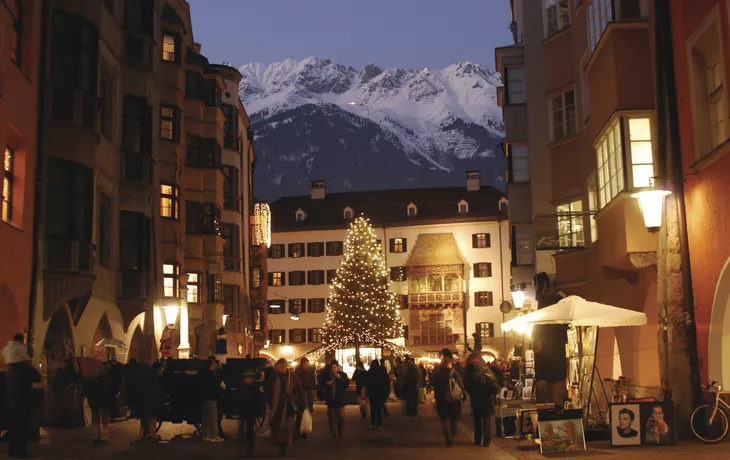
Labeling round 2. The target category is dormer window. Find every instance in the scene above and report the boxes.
[458,199,469,214]
[295,208,307,222]
[343,206,354,219]
[407,202,418,216]
[499,197,508,212]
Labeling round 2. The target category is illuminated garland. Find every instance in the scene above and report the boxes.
[303,336,410,362]
[321,215,404,354]
[253,202,271,247]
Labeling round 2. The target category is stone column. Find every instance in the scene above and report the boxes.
[178,273,191,359]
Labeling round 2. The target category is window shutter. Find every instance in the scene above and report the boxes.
[474,292,480,306]
[404,326,409,339]
[307,298,312,313]
[511,226,517,264]
[403,267,408,281]
[488,292,494,306]
[389,239,395,253]
[487,263,493,277]
[288,272,294,285]
[489,323,495,338]
[268,272,273,285]
[504,67,510,104]
[402,239,408,252]
[288,244,293,257]
[281,273,286,286]
[476,322,482,337]
[268,330,272,342]
[486,234,492,248]
[268,247,272,258]
[307,329,313,343]
[305,270,311,285]
[472,234,478,248]
[307,243,312,257]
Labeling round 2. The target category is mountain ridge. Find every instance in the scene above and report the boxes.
[238,57,505,201]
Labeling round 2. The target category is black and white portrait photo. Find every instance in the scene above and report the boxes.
[610,404,641,446]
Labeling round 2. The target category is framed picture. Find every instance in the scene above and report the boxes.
[610,404,641,446]
[569,357,580,384]
[538,418,586,453]
[567,328,579,355]
[640,402,675,445]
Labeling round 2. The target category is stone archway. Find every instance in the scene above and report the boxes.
[709,257,730,386]
[90,313,114,361]
[42,307,80,427]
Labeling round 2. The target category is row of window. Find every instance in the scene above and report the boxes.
[266,291,494,309]
[269,328,322,345]
[161,263,243,316]
[269,233,492,260]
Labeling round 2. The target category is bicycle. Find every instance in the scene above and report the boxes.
[690,379,730,443]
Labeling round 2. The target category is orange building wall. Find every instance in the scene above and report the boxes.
[0,1,41,361]
[671,0,730,380]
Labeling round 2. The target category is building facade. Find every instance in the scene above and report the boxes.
[262,174,514,367]
[29,0,255,396]
[0,0,42,358]
[496,0,663,394]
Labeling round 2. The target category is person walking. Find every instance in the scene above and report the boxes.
[365,360,389,430]
[464,353,500,447]
[294,357,315,439]
[431,348,466,447]
[403,357,420,416]
[352,361,368,420]
[200,359,224,442]
[239,368,264,456]
[324,360,349,438]
[2,333,39,458]
[265,359,305,456]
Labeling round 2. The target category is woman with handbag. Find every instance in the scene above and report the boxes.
[431,348,466,447]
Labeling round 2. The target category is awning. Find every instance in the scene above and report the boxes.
[501,295,647,333]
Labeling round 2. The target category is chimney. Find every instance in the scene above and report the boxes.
[311,180,327,200]
[466,171,481,191]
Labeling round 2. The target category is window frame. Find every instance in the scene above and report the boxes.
[550,89,577,142]
[161,32,178,63]
[506,67,525,104]
[268,300,284,314]
[472,233,491,249]
[289,243,305,258]
[163,262,180,298]
[309,327,322,343]
[509,144,530,183]
[326,241,343,256]
[512,225,536,266]
[187,272,200,303]
[307,270,325,285]
[160,105,179,141]
[270,271,284,287]
[594,117,625,208]
[2,146,14,223]
[556,199,585,249]
[270,244,285,259]
[5,0,22,66]
[222,223,241,271]
[289,299,305,315]
[474,262,492,278]
[251,266,262,289]
[290,270,306,286]
[624,116,655,189]
[474,291,494,307]
[543,0,570,37]
[308,298,326,313]
[326,269,337,284]
[290,328,306,344]
[307,242,324,257]
[271,329,285,344]
[390,238,406,254]
[160,183,180,220]
[477,322,495,339]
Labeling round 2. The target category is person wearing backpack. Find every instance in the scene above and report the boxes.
[464,353,500,447]
[431,348,466,447]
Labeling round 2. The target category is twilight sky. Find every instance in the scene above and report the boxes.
[187,0,513,70]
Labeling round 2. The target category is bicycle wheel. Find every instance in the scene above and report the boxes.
[691,404,729,443]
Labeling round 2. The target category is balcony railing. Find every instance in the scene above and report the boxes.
[44,236,94,273]
[409,333,464,347]
[408,291,464,305]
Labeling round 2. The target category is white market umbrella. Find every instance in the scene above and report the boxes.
[94,337,129,349]
[501,295,647,333]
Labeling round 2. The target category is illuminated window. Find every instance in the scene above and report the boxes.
[270,244,285,258]
[270,272,284,287]
[474,263,492,278]
[627,117,654,188]
[253,309,262,331]
[472,233,490,249]
[289,243,304,258]
[163,263,179,298]
[557,200,584,248]
[160,183,179,219]
[2,147,13,223]
[587,173,598,243]
[390,238,406,253]
[595,119,624,208]
[162,33,176,62]
[271,329,285,344]
[477,322,495,338]
[309,328,322,343]
[187,272,200,303]
[251,267,262,289]
[160,106,178,140]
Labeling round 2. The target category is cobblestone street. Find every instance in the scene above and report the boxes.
[2,401,729,459]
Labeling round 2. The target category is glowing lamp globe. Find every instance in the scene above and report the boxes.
[162,305,180,327]
[631,189,671,232]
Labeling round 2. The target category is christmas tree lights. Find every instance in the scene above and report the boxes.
[321,216,404,360]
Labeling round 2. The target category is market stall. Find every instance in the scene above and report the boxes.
[500,296,648,452]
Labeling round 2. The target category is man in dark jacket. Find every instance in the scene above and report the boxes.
[238,368,263,456]
[432,349,465,447]
[365,360,389,429]
[294,357,315,439]
[323,360,349,438]
[403,357,420,416]
[2,333,39,458]
[464,353,499,447]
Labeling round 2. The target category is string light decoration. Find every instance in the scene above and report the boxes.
[253,202,271,247]
[321,215,404,360]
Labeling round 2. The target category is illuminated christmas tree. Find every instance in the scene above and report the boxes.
[322,216,403,365]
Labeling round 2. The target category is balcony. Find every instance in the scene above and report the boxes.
[43,237,96,321]
[409,333,464,347]
[408,291,464,309]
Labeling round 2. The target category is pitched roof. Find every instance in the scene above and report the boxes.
[406,234,465,267]
[269,185,506,232]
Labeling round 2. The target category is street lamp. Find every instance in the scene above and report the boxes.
[510,282,527,310]
[632,188,672,232]
[162,305,180,327]
[222,314,229,326]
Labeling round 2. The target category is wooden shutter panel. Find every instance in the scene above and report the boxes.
[281,273,286,286]
[487,263,492,277]
[474,292,480,306]
[476,322,482,337]
[402,239,407,252]
[486,234,491,248]
[472,234,478,248]
[511,227,517,264]
[389,239,395,253]
[307,329,313,343]
[268,247,272,258]
[268,272,273,285]
[288,244,293,257]
[488,292,493,306]
[268,330,272,342]
[289,272,294,285]
[489,323,495,338]
[503,67,510,104]
[307,243,312,257]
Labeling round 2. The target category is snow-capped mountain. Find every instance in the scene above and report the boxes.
[238,57,504,200]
